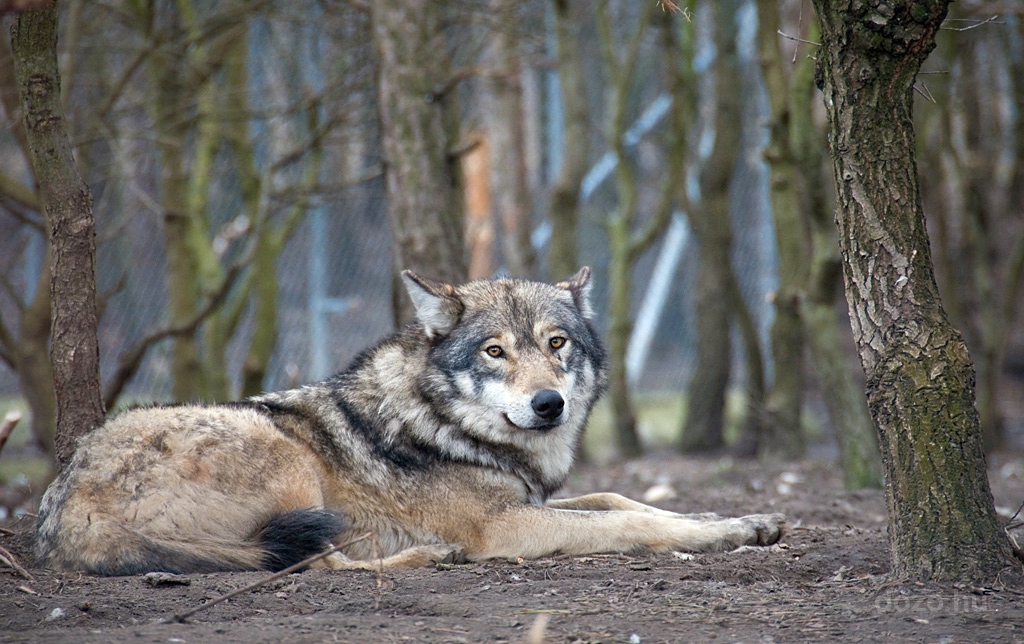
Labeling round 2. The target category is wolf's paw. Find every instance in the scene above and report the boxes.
[433,544,467,565]
[395,544,465,567]
[733,513,787,547]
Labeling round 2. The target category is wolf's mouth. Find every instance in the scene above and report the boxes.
[502,413,561,433]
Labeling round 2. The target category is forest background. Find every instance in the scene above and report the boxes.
[0,0,1022,496]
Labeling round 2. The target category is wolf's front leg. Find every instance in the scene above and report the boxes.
[546,493,720,521]
[465,507,786,561]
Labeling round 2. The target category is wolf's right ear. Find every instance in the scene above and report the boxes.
[401,271,464,338]
[556,266,595,319]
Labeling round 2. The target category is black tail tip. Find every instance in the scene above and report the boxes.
[259,508,347,572]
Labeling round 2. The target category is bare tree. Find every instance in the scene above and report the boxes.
[920,4,1024,451]
[482,0,535,278]
[595,1,686,457]
[546,0,590,283]
[11,1,104,468]
[371,0,467,324]
[679,0,743,453]
[757,2,880,486]
[812,0,1022,581]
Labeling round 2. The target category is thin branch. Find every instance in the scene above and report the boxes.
[940,15,1002,32]
[914,81,937,104]
[0,542,34,583]
[0,410,21,457]
[102,252,249,409]
[777,29,821,47]
[630,11,685,259]
[166,532,372,624]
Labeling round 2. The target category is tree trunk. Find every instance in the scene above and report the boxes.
[484,0,535,278]
[791,14,880,489]
[812,0,1021,582]
[680,0,740,454]
[12,2,105,469]
[756,0,807,459]
[595,0,668,458]
[146,22,203,401]
[758,6,879,485]
[371,0,466,325]
[546,0,588,283]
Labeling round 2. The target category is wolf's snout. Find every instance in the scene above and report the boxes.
[531,390,565,421]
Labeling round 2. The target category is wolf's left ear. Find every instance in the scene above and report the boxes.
[556,266,595,319]
[401,271,464,338]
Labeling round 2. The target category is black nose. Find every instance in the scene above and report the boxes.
[531,390,564,421]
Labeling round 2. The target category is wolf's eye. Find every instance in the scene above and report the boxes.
[549,336,567,350]
[485,345,504,358]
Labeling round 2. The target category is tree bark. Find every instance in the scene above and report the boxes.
[812,0,1021,582]
[12,1,105,469]
[371,0,466,325]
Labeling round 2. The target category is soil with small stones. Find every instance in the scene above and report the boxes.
[2,453,1023,643]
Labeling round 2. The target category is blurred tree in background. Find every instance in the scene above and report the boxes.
[0,1,1021,503]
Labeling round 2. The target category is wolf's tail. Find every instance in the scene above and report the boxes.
[37,509,347,576]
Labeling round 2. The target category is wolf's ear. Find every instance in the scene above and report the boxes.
[401,271,464,337]
[556,266,594,319]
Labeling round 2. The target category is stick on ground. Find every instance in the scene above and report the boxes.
[0,543,35,583]
[166,532,371,624]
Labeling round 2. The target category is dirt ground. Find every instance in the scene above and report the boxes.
[2,452,1023,644]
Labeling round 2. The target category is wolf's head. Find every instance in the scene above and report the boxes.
[401,268,608,490]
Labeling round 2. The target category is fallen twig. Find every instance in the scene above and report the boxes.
[0,410,22,457]
[0,543,35,582]
[166,532,371,624]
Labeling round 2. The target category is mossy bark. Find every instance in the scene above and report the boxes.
[812,0,1021,582]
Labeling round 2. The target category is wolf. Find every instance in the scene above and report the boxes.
[35,268,785,575]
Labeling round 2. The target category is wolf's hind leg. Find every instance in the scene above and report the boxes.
[313,544,464,571]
